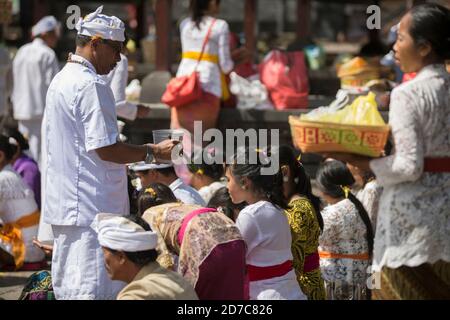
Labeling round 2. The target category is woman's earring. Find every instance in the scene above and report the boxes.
[294,178,299,184]
[283,176,289,183]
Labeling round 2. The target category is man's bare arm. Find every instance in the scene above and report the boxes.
[96,142,146,164]
[95,140,179,164]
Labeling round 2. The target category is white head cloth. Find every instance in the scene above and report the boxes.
[91,213,158,252]
[32,16,60,37]
[75,6,125,42]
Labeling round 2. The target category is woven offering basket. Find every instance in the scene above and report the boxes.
[289,116,390,157]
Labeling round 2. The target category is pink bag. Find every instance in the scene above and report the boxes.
[259,50,309,109]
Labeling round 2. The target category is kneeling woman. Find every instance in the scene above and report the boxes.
[140,183,247,300]
[0,135,45,270]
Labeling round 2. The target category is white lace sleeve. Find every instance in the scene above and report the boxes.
[357,181,382,231]
[370,89,424,186]
[318,206,340,249]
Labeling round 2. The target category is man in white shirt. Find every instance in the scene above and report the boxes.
[11,16,60,165]
[42,6,178,300]
[131,162,206,206]
[103,52,149,121]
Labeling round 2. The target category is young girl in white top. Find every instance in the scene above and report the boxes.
[316,160,374,300]
[225,147,306,300]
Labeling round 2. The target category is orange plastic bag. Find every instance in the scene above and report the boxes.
[259,50,309,109]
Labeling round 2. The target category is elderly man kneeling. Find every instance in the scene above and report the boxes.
[91,213,198,300]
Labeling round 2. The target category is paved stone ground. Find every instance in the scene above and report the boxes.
[0,271,34,300]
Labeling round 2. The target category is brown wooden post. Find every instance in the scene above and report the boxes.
[296,0,311,40]
[136,0,147,48]
[33,0,49,24]
[244,0,257,55]
[155,0,172,71]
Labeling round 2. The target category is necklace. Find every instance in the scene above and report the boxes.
[66,53,91,69]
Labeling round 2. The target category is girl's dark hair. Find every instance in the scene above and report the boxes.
[0,134,15,161]
[207,187,246,221]
[362,171,376,186]
[316,160,374,257]
[228,147,288,210]
[157,166,177,177]
[187,149,224,181]
[109,215,157,266]
[190,0,220,29]
[409,3,450,60]
[279,145,324,231]
[137,183,178,216]
[2,127,29,152]
[127,174,139,216]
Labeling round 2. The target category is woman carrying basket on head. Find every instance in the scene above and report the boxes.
[325,4,450,299]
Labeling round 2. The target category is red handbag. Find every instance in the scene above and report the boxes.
[162,19,216,108]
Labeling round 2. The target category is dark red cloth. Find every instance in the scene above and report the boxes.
[196,240,248,300]
[303,251,320,273]
[246,260,293,282]
[1,260,48,272]
[424,158,450,172]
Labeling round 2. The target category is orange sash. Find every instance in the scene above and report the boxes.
[182,51,231,101]
[0,210,40,269]
[319,250,370,261]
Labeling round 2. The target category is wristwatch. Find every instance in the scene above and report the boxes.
[145,145,154,164]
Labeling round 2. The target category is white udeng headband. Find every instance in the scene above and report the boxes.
[75,5,125,42]
[32,16,60,37]
[91,213,158,252]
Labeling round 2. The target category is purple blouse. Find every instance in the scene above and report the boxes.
[13,154,41,209]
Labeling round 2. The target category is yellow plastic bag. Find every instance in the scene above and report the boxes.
[300,92,386,126]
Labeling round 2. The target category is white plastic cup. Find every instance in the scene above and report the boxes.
[117,120,126,133]
[152,129,184,144]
